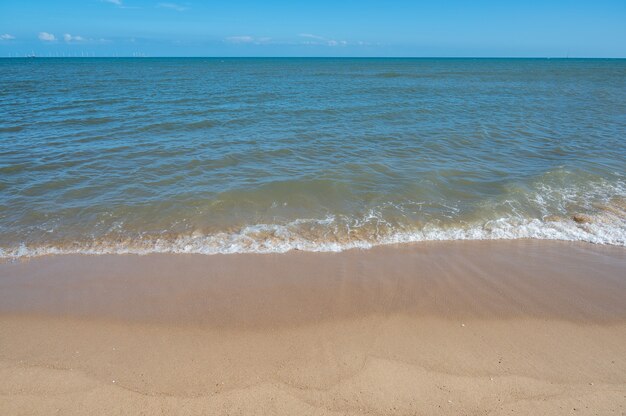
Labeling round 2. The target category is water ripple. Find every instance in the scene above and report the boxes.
[1,58,625,256]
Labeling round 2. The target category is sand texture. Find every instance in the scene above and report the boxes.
[1,240,625,415]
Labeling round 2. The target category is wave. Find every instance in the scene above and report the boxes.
[132,119,217,133]
[2,205,624,259]
[0,125,24,133]
[2,169,625,259]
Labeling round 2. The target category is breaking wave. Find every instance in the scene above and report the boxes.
[2,198,625,259]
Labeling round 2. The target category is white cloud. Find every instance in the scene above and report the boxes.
[102,0,140,9]
[299,33,326,41]
[0,34,15,40]
[225,36,254,44]
[157,2,188,11]
[326,40,346,47]
[225,36,273,45]
[38,32,57,41]
[63,34,85,42]
[298,33,349,47]
[222,34,361,47]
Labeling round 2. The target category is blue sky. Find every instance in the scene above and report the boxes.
[1,1,625,57]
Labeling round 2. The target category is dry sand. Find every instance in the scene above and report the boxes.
[0,240,625,415]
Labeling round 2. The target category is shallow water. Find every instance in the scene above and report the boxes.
[1,58,625,257]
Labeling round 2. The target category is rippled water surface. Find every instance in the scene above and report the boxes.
[1,58,625,256]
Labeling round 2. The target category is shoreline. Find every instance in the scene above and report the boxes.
[1,240,625,414]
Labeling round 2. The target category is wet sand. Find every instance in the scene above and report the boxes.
[1,240,625,415]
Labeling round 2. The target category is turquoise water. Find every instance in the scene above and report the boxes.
[1,58,625,257]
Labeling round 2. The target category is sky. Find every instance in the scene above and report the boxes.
[1,1,625,58]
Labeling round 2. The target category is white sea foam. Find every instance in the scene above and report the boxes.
[1,211,624,259]
[2,177,625,259]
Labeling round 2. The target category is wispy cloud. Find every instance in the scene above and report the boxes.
[327,40,348,46]
[0,34,15,41]
[225,36,272,45]
[298,33,348,47]
[223,34,369,48]
[225,36,254,44]
[63,34,86,42]
[38,32,57,41]
[102,0,140,10]
[298,33,326,41]
[157,2,188,11]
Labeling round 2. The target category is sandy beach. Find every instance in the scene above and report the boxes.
[1,240,625,415]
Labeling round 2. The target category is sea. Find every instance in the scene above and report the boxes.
[1,58,625,258]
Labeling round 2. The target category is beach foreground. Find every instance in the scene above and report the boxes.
[1,240,625,415]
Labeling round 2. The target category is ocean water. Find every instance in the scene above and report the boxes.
[1,58,625,258]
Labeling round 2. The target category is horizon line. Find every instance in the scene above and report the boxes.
[2,56,626,59]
